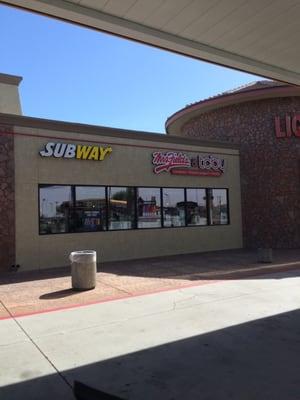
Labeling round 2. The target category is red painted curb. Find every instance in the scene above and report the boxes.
[0,279,220,321]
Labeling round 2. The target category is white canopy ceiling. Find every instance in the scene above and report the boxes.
[3,0,300,85]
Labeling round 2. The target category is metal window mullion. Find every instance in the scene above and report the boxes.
[104,186,108,231]
[226,189,230,225]
[160,188,164,228]
[106,186,110,231]
[206,188,211,226]
[69,185,76,233]
[184,188,188,226]
[134,187,138,229]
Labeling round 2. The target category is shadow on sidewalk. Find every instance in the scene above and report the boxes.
[40,289,80,300]
[1,309,299,400]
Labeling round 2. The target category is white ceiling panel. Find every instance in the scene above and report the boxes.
[2,0,300,85]
[162,0,222,35]
[143,0,194,30]
[179,0,248,40]
[123,0,165,23]
[226,3,300,54]
[102,0,137,18]
[242,17,300,56]
[215,0,297,51]
[78,0,108,10]
[198,0,273,45]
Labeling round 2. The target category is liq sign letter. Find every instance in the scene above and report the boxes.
[40,142,112,161]
[275,115,300,138]
[152,152,225,176]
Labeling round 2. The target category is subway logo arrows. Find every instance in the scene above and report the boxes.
[40,142,112,161]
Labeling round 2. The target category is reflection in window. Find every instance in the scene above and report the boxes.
[209,189,229,225]
[162,188,185,227]
[186,189,207,226]
[137,188,161,228]
[39,185,230,235]
[108,187,135,230]
[39,186,72,234]
[74,187,106,232]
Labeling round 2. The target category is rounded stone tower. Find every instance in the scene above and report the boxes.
[166,81,300,249]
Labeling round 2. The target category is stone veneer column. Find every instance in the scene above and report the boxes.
[0,126,15,271]
[0,73,22,271]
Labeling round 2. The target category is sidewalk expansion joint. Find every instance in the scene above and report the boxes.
[101,280,132,296]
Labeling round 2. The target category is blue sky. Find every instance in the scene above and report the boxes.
[0,4,260,133]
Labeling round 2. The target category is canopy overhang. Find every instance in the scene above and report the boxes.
[2,0,300,85]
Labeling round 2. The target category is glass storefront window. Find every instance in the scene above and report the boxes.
[209,189,229,225]
[39,185,72,234]
[137,188,161,228]
[74,186,106,232]
[39,185,230,235]
[108,187,136,230]
[162,188,185,227]
[186,188,207,226]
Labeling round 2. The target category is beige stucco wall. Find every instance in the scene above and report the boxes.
[0,82,22,115]
[14,126,242,271]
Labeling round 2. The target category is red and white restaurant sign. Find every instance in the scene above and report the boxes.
[152,152,225,177]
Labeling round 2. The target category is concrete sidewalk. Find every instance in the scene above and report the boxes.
[0,249,300,318]
[0,267,299,400]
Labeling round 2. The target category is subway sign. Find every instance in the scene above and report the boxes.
[152,152,225,176]
[39,142,112,161]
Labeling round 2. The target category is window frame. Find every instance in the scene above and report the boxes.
[107,186,137,231]
[162,187,186,228]
[207,188,230,226]
[39,184,74,235]
[39,183,108,235]
[136,187,162,229]
[73,185,107,233]
[38,184,230,235]
[185,187,209,227]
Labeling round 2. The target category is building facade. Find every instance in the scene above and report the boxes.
[0,92,242,271]
[4,74,299,272]
[166,81,300,249]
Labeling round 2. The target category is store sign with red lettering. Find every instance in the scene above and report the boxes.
[275,115,300,138]
[152,152,225,176]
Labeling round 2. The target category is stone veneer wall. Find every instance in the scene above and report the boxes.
[181,97,300,248]
[0,126,15,270]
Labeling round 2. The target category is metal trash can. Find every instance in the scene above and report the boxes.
[70,250,97,290]
[257,248,273,263]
